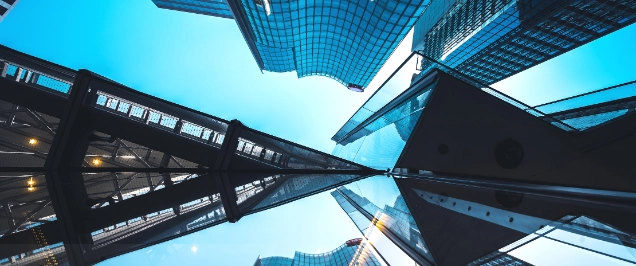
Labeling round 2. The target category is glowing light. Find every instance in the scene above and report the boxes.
[92,159,101,166]
[28,187,34,191]
[27,177,34,185]
[28,138,37,145]
[191,246,197,253]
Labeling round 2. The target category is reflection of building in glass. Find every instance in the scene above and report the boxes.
[253,239,383,266]
[331,177,434,265]
[412,0,636,84]
[151,0,432,89]
[0,0,20,22]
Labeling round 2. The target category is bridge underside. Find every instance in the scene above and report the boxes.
[0,45,379,266]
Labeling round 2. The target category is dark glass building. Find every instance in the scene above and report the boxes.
[151,0,432,90]
[329,51,636,264]
[253,238,384,266]
[0,0,19,23]
[412,0,636,84]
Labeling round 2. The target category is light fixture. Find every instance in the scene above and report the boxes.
[92,158,101,166]
[27,177,36,191]
[28,138,37,145]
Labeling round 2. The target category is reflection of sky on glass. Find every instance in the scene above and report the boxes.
[343,176,401,210]
[509,237,635,266]
[353,124,407,169]
[2,0,636,265]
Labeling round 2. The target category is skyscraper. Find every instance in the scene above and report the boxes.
[253,238,384,266]
[151,0,432,90]
[0,0,19,22]
[412,0,636,84]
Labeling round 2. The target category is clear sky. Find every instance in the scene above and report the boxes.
[2,0,636,265]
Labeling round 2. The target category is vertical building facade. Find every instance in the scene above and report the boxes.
[253,238,384,266]
[152,0,433,90]
[412,0,636,84]
[0,0,19,22]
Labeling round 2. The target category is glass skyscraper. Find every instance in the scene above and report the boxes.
[253,239,384,266]
[412,0,636,84]
[151,0,432,90]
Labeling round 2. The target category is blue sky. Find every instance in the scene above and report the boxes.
[2,0,636,265]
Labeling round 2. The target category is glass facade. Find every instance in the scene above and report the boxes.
[332,175,434,265]
[241,0,431,88]
[152,0,234,19]
[332,68,436,170]
[150,0,432,89]
[412,0,636,84]
[468,215,636,265]
[255,240,383,266]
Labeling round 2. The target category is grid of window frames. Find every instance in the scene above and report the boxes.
[417,0,636,84]
[241,0,432,88]
[259,256,294,266]
[258,242,382,265]
[153,0,234,19]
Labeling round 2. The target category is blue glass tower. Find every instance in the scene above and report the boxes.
[412,0,636,84]
[152,0,432,90]
[253,239,383,266]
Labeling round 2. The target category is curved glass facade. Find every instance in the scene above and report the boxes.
[259,256,294,266]
[241,0,431,88]
[255,241,382,266]
[151,0,433,88]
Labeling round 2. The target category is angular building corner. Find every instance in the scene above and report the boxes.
[329,48,636,265]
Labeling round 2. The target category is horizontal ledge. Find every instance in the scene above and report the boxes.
[0,167,383,175]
